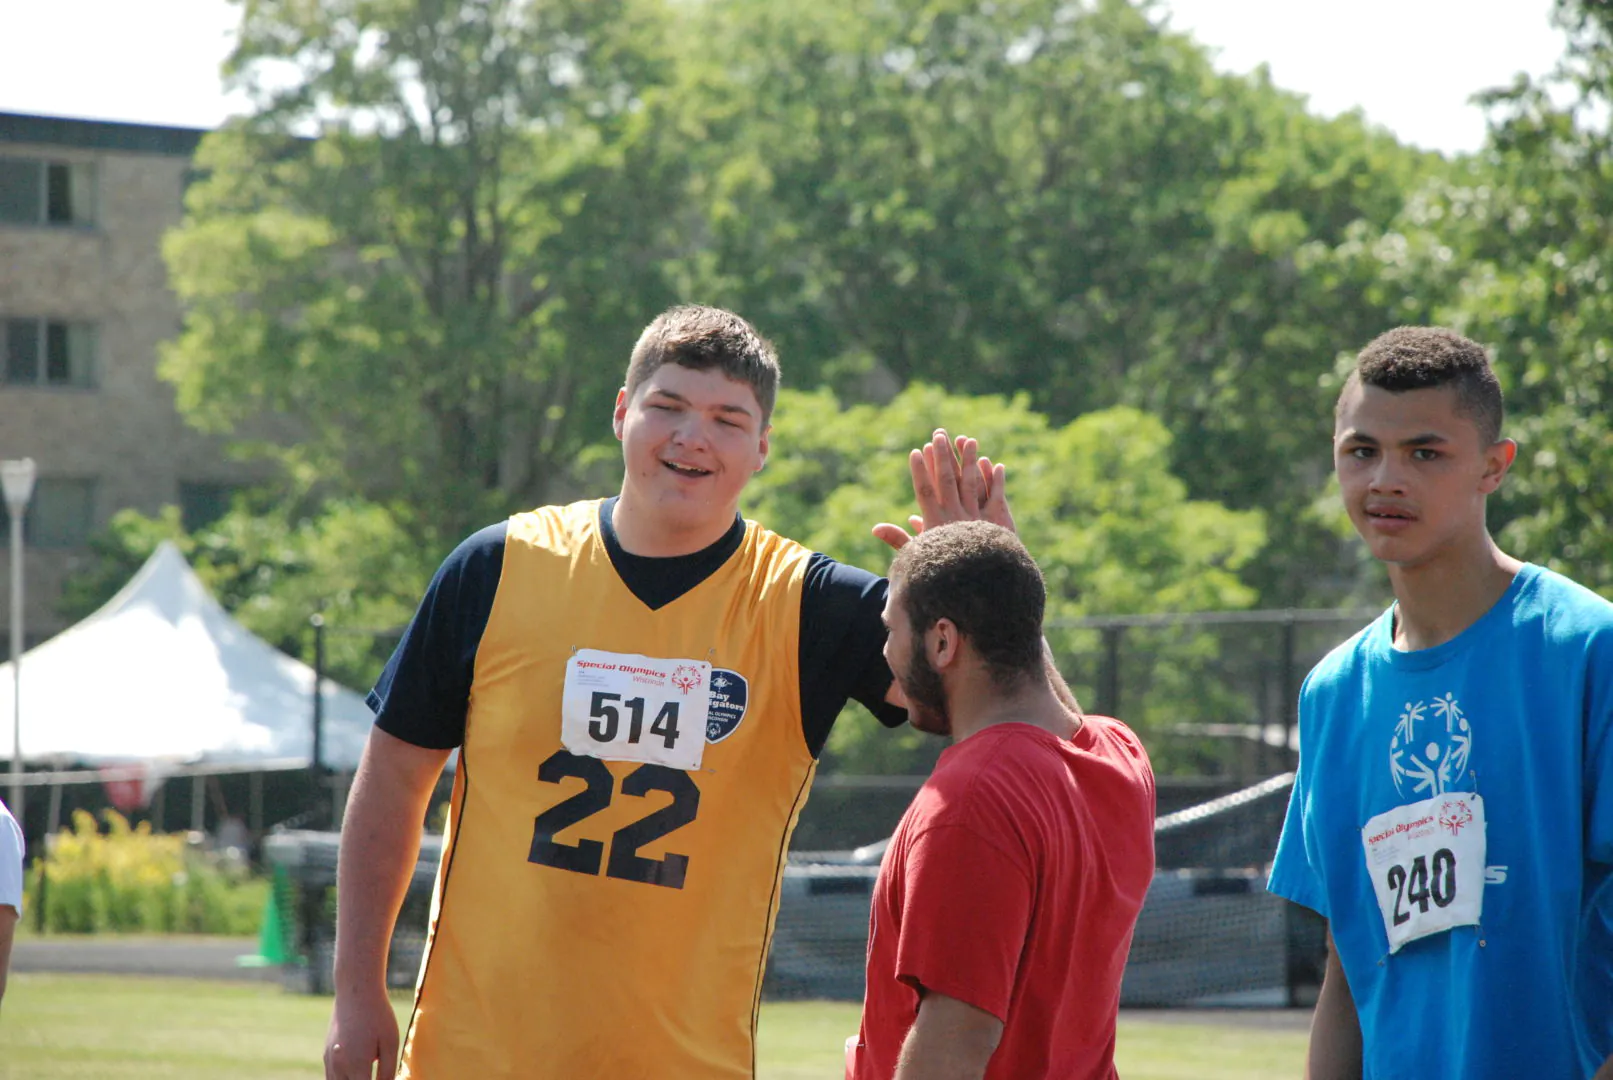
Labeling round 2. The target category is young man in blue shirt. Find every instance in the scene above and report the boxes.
[1269,326,1613,1078]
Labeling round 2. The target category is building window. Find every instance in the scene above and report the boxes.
[0,477,98,550]
[179,481,238,532]
[2,319,97,387]
[0,156,96,226]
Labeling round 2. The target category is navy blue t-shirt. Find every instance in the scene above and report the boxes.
[370,499,906,757]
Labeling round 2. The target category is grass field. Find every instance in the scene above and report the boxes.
[0,974,1307,1079]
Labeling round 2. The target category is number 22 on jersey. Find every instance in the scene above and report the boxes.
[539,649,714,890]
[529,751,699,890]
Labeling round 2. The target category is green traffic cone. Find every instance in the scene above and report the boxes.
[237,865,293,967]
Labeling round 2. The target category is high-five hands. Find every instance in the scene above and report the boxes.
[873,429,1016,552]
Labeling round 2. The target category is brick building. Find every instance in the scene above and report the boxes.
[0,111,254,648]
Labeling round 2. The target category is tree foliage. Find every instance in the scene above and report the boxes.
[748,386,1263,616]
[161,0,1451,603]
[1336,0,1613,592]
[97,0,1613,777]
[164,0,682,543]
[744,385,1265,771]
[668,0,1436,604]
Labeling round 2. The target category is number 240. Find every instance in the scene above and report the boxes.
[1386,848,1457,925]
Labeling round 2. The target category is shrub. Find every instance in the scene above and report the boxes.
[25,809,268,935]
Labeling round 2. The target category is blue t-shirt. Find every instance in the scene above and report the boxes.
[1270,564,1613,1078]
[369,498,907,757]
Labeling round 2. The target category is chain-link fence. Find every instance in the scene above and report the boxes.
[265,773,1323,1005]
[1049,607,1379,781]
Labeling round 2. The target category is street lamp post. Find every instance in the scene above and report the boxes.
[2,458,36,830]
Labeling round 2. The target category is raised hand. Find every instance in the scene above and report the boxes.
[873,429,1016,551]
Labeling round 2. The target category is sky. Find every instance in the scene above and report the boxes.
[0,0,1573,156]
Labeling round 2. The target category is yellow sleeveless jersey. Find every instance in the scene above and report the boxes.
[400,500,816,1079]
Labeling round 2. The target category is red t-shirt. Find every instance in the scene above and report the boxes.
[847,717,1155,1080]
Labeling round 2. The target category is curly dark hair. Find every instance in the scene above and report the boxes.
[624,305,780,424]
[1342,326,1504,444]
[889,521,1045,686]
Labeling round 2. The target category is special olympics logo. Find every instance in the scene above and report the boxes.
[670,665,702,695]
[1438,800,1474,836]
[1390,692,1472,798]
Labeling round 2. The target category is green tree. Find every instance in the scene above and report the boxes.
[1365,0,1613,592]
[743,385,1266,772]
[164,0,683,545]
[674,0,1233,404]
[670,0,1436,607]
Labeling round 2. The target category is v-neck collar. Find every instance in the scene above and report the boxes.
[597,497,747,611]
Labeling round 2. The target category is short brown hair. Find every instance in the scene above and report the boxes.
[624,305,780,423]
[889,521,1045,685]
[1343,326,1504,444]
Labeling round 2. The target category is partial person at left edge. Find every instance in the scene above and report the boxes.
[0,797,23,1013]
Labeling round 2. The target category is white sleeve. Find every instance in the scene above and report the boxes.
[0,807,23,915]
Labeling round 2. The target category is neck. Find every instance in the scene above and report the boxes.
[1386,533,1522,651]
[611,491,737,558]
[948,672,1078,744]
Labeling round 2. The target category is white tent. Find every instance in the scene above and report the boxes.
[0,542,374,770]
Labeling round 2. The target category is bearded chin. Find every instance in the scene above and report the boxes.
[901,654,951,737]
[908,703,951,737]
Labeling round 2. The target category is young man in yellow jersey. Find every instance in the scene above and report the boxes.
[323,305,1016,1080]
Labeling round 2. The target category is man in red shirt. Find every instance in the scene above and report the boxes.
[848,521,1156,1080]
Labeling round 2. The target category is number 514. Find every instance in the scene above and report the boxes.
[589,691,680,748]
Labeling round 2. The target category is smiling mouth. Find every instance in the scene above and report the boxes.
[662,460,711,477]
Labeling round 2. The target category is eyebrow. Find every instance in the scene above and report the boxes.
[1337,431,1450,447]
[646,388,755,418]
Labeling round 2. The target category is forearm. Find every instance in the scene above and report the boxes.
[333,806,420,995]
[332,731,447,998]
[1306,931,1362,1080]
[892,992,1003,1080]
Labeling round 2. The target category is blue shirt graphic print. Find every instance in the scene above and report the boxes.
[1389,691,1473,802]
[1269,564,1613,1079]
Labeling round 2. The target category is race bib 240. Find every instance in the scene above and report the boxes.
[1361,792,1486,954]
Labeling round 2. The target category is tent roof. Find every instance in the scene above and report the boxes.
[0,542,374,769]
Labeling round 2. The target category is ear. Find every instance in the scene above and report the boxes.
[755,423,771,472]
[1478,437,1517,495]
[927,617,961,672]
[612,387,629,442]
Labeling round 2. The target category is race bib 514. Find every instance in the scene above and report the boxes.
[561,649,711,771]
